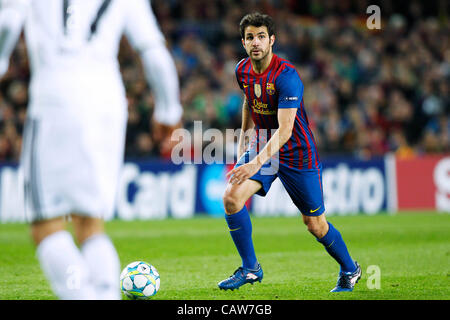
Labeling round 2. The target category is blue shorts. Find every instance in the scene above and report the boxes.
[235,151,325,216]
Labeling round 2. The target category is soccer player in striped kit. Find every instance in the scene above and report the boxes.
[218,12,361,292]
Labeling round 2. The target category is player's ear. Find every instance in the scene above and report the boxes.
[270,34,275,46]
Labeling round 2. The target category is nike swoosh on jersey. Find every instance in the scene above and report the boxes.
[310,205,321,213]
[229,227,241,232]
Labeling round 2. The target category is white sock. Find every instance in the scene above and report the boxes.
[81,233,121,300]
[36,230,96,300]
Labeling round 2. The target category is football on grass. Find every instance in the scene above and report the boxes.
[120,261,160,299]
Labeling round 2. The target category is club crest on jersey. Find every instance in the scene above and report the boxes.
[254,84,262,98]
[266,82,275,95]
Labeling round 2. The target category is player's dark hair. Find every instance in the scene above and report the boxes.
[239,12,275,39]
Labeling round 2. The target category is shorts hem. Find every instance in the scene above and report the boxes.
[300,207,325,217]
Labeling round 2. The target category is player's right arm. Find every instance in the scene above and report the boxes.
[0,0,29,79]
[237,96,255,159]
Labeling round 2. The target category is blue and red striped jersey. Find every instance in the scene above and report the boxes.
[235,54,320,170]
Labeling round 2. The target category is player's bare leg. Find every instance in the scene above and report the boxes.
[219,179,264,290]
[223,179,262,215]
[72,214,121,300]
[301,214,329,239]
[31,217,96,299]
[31,217,66,245]
[71,215,104,244]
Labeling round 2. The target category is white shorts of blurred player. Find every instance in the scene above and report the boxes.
[20,101,127,223]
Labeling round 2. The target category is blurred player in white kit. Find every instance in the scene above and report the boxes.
[0,0,183,299]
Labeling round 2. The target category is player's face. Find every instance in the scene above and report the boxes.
[242,26,274,62]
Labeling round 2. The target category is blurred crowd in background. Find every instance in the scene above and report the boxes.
[0,0,448,162]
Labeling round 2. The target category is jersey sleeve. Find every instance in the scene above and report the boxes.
[0,0,29,78]
[275,67,304,108]
[124,0,165,52]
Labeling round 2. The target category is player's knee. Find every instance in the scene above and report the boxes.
[71,215,104,245]
[222,192,242,215]
[303,216,328,238]
[306,223,322,237]
[30,217,66,245]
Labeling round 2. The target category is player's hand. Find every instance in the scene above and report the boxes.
[0,60,8,80]
[152,120,182,143]
[152,120,183,154]
[226,160,262,185]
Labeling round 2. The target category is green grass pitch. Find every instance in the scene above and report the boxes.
[0,212,449,300]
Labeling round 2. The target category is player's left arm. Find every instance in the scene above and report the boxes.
[0,0,29,79]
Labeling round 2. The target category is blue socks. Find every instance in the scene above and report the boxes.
[225,206,258,270]
[225,209,355,274]
[317,222,357,273]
